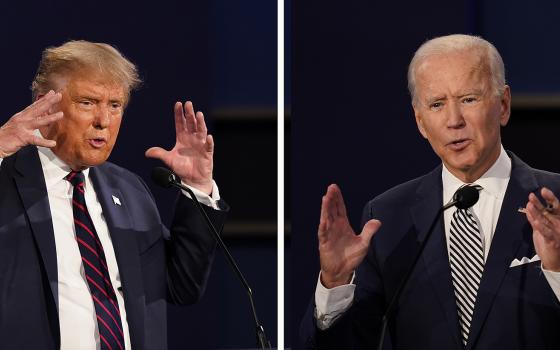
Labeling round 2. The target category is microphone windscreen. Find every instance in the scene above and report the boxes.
[151,167,175,188]
[453,185,480,209]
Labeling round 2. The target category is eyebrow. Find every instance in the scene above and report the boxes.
[73,93,124,104]
[452,89,484,98]
[425,95,446,105]
[425,88,486,104]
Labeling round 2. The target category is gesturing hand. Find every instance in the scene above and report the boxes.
[525,187,560,271]
[0,90,63,158]
[146,101,214,195]
[318,184,382,288]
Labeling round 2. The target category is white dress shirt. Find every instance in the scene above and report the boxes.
[315,146,560,329]
[0,146,220,350]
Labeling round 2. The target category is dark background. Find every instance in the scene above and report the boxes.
[0,0,277,349]
[290,0,560,348]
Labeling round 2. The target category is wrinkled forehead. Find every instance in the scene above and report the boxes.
[49,68,130,101]
[415,50,492,97]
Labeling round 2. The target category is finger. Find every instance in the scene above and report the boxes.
[174,102,185,136]
[360,219,382,245]
[205,134,214,153]
[324,184,339,221]
[23,91,62,119]
[528,192,546,212]
[330,184,348,218]
[145,147,170,162]
[526,202,555,240]
[195,111,208,136]
[319,195,330,243]
[24,90,54,111]
[526,201,545,222]
[28,134,57,148]
[30,111,63,128]
[541,187,560,212]
[183,101,197,133]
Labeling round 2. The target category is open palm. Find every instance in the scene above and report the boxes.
[319,184,382,288]
[146,101,214,194]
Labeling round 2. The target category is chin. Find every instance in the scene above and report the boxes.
[81,153,111,168]
[449,152,478,167]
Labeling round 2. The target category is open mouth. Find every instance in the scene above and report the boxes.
[88,138,107,148]
[448,139,470,151]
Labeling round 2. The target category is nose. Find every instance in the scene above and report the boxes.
[446,101,465,129]
[94,105,111,129]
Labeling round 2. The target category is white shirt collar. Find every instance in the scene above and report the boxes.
[442,145,511,204]
[37,146,90,190]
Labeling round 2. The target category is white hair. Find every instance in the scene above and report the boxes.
[407,34,506,105]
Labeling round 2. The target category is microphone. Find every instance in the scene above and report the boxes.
[151,167,177,188]
[377,184,481,350]
[151,167,271,349]
[443,184,481,210]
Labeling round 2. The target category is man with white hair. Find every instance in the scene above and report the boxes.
[301,34,560,349]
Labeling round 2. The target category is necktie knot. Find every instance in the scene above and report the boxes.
[65,171,85,188]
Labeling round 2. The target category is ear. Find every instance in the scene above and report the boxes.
[413,104,428,139]
[499,85,511,127]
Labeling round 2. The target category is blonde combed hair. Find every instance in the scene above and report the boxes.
[31,40,142,102]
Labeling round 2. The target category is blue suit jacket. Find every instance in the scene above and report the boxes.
[0,146,228,349]
[301,153,560,350]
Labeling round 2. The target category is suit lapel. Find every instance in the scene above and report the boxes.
[410,166,463,349]
[13,147,59,311]
[90,166,146,350]
[466,154,537,349]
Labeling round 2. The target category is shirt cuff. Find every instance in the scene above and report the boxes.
[180,180,221,210]
[314,271,356,330]
[542,264,560,302]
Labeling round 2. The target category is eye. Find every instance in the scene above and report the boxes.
[78,100,95,109]
[462,97,477,104]
[429,102,443,111]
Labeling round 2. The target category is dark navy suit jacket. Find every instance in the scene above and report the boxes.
[301,153,560,350]
[0,146,227,349]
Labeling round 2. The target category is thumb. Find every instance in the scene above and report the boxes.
[360,219,382,245]
[145,147,169,161]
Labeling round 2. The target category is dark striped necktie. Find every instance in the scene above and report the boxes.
[65,171,125,350]
[448,187,484,347]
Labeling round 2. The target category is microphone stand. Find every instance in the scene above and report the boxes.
[168,178,271,349]
[376,200,458,350]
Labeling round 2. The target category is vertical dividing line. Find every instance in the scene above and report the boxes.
[277,0,285,348]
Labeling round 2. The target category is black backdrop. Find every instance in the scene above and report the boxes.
[0,0,277,349]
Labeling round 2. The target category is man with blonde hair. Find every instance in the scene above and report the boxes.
[0,40,226,349]
[301,34,560,349]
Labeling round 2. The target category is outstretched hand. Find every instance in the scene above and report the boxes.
[146,101,214,195]
[0,90,63,158]
[318,184,382,288]
[525,187,560,271]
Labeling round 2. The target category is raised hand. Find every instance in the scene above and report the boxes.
[318,184,382,288]
[145,101,214,195]
[0,90,63,158]
[525,187,560,271]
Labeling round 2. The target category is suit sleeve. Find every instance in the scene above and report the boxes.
[299,200,387,349]
[164,195,229,304]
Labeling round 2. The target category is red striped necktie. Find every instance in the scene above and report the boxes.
[65,171,125,350]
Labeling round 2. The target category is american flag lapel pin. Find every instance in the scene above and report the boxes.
[112,195,122,206]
